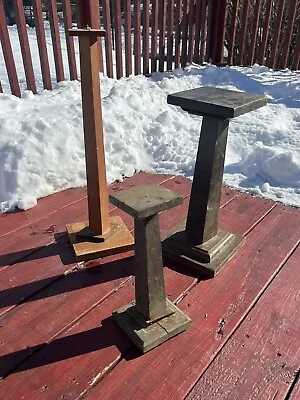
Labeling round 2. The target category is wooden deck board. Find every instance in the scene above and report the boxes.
[0,173,299,400]
[186,245,300,400]
[84,205,300,400]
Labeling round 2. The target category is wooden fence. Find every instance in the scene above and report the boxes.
[0,0,299,97]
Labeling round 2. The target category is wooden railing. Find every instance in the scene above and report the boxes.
[0,0,299,97]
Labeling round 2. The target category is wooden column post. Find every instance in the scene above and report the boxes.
[66,26,134,261]
[163,87,267,277]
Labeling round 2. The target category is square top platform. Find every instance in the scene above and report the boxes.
[167,87,267,119]
[109,183,183,219]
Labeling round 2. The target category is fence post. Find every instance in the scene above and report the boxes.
[75,0,103,72]
[208,0,227,64]
[0,0,21,97]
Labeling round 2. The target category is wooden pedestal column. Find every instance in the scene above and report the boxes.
[163,87,267,277]
[110,184,192,353]
[66,28,134,261]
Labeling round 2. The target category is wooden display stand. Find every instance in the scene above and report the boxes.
[66,28,134,261]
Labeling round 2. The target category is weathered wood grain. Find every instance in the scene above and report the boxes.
[0,183,276,399]
[84,205,300,400]
[187,245,300,400]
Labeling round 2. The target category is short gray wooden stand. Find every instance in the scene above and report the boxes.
[109,183,192,353]
[163,87,267,277]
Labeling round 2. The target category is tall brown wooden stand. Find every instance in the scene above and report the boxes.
[66,28,134,261]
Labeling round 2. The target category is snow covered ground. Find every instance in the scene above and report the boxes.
[0,25,300,212]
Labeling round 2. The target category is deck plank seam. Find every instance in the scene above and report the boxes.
[244,202,278,236]
[0,180,191,317]
[76,192,277,398]
[0,174,176,269]
[285,368,300,399]
[183,239,300,400]
[0,275,133,380]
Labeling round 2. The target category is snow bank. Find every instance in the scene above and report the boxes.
[0,62,299,212]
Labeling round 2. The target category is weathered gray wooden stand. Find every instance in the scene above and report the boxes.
[110,184,192,353]
[163,87,267,277]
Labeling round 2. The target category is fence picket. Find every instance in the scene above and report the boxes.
[248,0,262,66]
[258,0,273,65]
[199,0,209,63]
[158,0,167,71]
[124,0,132,76]
[0,80,3,93]
[48,0,65,82]
[134,0,141,75]
[1,0,299,96]
[187,0,195,63]
[268,0,285,69]
[33,0,52,90]
[62,0,78,81]
[238,0,250,65]
[151,0,159,72]
[167,0,175,70]
[227,0,239,65]
[13,0,37,93]
[113,0,123,78]
[279,0,297,69]
[143,0,150,74]
[292,30,300,70]
[174,0,182,69]
[0,0,21,96]
[181,0,189,67]
[102,0,114,78]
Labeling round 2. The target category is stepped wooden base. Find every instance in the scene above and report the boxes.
[162,223,245,277]
[66,216,134,262]
[113,299,191,353]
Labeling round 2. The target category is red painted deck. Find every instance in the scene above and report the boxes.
[0,172,299,400]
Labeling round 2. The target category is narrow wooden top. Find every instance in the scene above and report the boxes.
[167,87,267,119]
[109,183,183,218]
[68,28,106,38]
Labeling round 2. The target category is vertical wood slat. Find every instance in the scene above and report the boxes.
[158,0,167,71]
[143,0,150,74]
[181,0,189,67]
[279,0,297,69]
[134,0,141,75]
[248,0,262,66]
[174,0,183,69]
[227,0,239,65]
[292,30,300,70]
[124,0,132,76]
[113,0,123,78]
[13,0,37,93]
[268,0,285,69]
[47,0,65,82]
[33,0,52,90]
[199,0,209,63]
[0,0,21,96]
[167,0,175,70]
[90,0,104,73]
[62,0,78,80]
[238,0,250,65]
[258,0,272,65]
[193,0,202,63]
[205,0,213,62]
[151,0,159,72]
[102,0,114,78]
[215,0,228,64]
[187,0,196,63]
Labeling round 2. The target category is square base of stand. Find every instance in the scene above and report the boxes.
[113,299,191,353]
[66,216,134,262]
[162,224,245,277]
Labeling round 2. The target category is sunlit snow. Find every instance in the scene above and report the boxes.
[0,25,299,212]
